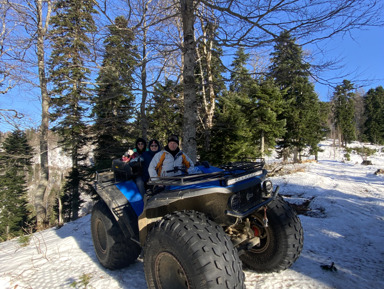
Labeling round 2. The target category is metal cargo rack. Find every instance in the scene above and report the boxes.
[147,160,266,187]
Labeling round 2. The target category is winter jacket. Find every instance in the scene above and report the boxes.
[141,140,161,182]
[148,147,194,179]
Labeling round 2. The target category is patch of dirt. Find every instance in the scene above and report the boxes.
[282,194,326,218]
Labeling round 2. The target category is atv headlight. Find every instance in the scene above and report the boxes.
[262,180,273,198]
[226,171,263,186]
[228,193,242,212]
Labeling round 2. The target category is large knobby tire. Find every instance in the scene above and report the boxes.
[144,210,245,289]
[91,200,141,270]
[241,196,304,273]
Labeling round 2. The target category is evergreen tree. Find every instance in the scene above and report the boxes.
[49,0,97,221]
[147,79,183,145]
[0,130,33,241]
[210,92,254,165]
[229,47,254,95]
[209,48,256,164]
[312,101,331,158]
[332,80,356,146]
[247,79,286,156]
[91,16,138,170]
[364,86,384,144]
[269,31,326,161]
[353,91,366,141]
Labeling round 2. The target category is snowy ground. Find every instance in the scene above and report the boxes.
[1,140,383,289]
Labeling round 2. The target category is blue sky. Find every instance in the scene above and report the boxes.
[1,26,383,132]
[314,25,384,101]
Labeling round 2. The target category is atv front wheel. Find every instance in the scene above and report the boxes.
[241,196,303,273]
[91,200,141,270]
[144,210,245,289]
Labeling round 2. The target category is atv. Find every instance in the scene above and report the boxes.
[91,159,304,289]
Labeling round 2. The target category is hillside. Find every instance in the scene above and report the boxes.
[0,140,383,289]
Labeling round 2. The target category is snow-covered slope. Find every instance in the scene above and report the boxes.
[1,140,383,289]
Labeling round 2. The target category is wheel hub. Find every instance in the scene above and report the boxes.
[96,219,107,253]
[249,216,270,253]
[155,252,189,289]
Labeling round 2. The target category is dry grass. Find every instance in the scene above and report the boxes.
[266,162,308,177]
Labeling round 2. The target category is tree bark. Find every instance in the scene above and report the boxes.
[198,18,216,152]
[260,131,265,157]
[35,0,52,229]
[140,18,149,140]
[180,0,197,162]
[58,194,63,226]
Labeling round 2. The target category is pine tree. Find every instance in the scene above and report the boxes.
[353,91,366,141]
[0,130,33,241]
[269,31,326,161]
[311,101,331,158]
[229,47,254,95]
[210,92,254,165]
[49,0,97,221]
[332,80,356,146]
[147,79,183,145]
[91,16,138,170]
[364,86,384,144]
[208,48,256,164]
[247,79,286,156]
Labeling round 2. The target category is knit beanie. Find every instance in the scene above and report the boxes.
[167,135,179,145]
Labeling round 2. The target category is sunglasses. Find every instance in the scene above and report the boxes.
[138,142,144,145]
[150,144,158,147]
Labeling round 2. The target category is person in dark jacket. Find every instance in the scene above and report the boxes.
[141,139,161,183]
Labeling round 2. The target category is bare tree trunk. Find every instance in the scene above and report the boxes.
[140,62,148,140]
[260,131,265,157]
[199,19,216,152]
[6,225,9,241]
[293,147,299,163]
[71,154,79,221]
[140,13,149,140]
[35,0,52,229]
[180,0,197,162]
[58,195,63,226]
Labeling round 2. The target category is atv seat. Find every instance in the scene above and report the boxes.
[112,159,133,182]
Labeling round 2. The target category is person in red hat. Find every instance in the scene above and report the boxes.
[122,137,146,162]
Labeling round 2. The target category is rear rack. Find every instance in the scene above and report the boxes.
[95,169,115,185]
[147,160,265,187]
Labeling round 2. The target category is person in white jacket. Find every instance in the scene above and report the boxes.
[148,135,195,180]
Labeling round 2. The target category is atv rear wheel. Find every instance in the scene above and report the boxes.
[241,196,303,273]
[91,200,141,270]
[144,210,245,289]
